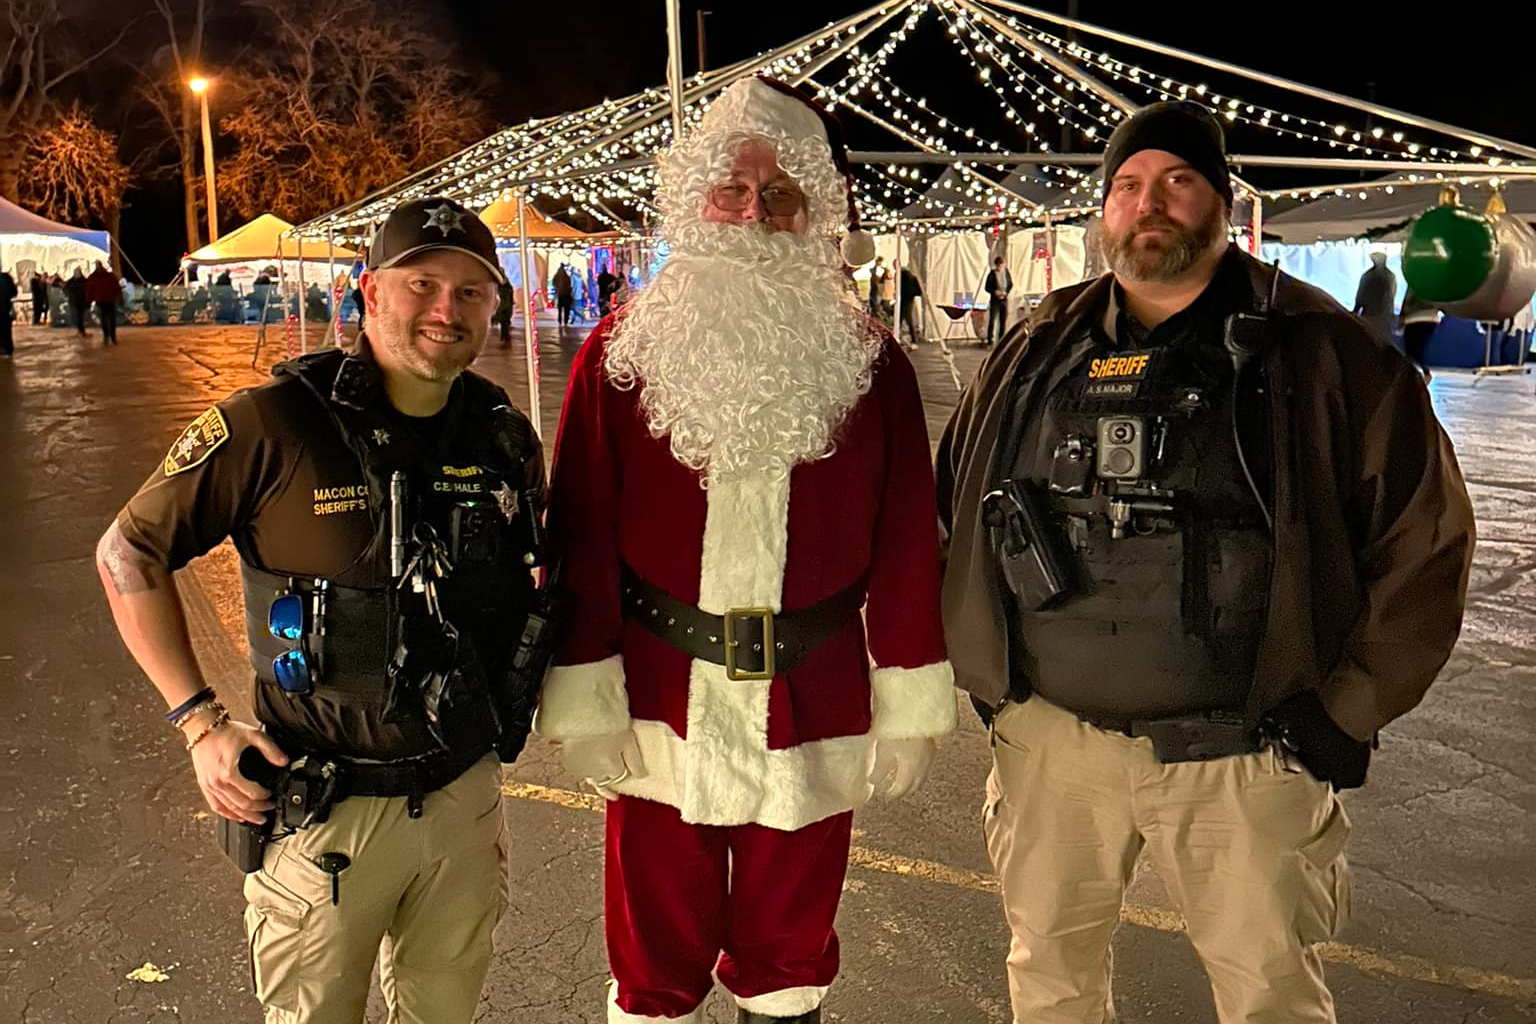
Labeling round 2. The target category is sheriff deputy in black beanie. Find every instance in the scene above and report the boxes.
[935,101,1474,1023]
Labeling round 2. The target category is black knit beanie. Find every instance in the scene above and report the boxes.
[1101,101,1233,207]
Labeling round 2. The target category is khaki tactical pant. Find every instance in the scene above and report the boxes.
[244,755,507,1024]
[983,697,1352,1024]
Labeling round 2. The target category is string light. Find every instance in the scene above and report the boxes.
[294,0,1532,240]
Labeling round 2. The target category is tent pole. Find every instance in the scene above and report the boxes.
[327,223,340,348]
[1043,210,1054,294]
[1250,194,1263,256]
[666,0,686,140]
[297,235,309,354]
[893,222,904,343]
[516,193,541,435]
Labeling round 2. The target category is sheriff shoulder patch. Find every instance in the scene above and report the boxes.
[163,408,230,477]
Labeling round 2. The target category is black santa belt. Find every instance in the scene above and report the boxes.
[620,563,866,680]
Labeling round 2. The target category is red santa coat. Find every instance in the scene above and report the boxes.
[536,317,956,831]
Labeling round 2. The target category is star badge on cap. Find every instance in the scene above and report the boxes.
[423,203,466,237]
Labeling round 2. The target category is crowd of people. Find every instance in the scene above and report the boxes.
[0,261,124,353]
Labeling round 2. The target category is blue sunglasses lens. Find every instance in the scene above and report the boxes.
[273,649,314,694]
[269,594,306,641]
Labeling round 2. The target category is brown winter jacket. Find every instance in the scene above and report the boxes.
[936,248,1476,742]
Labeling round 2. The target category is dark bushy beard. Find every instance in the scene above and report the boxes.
[604,220,882,484]
[1102,206,1228,283]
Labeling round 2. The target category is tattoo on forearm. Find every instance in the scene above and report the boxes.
[99,522,162,595]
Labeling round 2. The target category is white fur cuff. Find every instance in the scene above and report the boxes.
[608,979,702,1023]
[869,661,958,739]
[534,656,631,739]
[734,985,830,1016]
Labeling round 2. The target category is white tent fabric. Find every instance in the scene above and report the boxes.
[1008,225,1088,298]
[924,231,992,308]
[1265,178,1536,243]
[1259,240,1403,312]
[185,214,358,295]
[0,197,110,280]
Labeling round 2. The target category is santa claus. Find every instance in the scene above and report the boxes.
[535,75,956,1024]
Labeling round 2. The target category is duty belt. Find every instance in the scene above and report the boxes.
[1078,707,1263,763]
[620,563,866,680]
[260,729,489,822]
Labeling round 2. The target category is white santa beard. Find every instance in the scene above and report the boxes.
[605,220,881,483]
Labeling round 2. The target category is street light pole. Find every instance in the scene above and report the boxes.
[189,76,219,243]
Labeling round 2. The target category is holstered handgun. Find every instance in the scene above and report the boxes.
[215,747,281,873]
[983,479,1076,611]
[492,581,571,762]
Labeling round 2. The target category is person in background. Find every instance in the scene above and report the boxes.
[0,265,17,356]
[87,261,124,346]
[65,267,89,338]
[983,255,1012,346]
[897,263,923,349]
[1398,287,1439,381]
[1352,251,1397,343]
[868,256,890,320]
[495,279,515,346]
[552,263,574,327]
[30,269,48,325]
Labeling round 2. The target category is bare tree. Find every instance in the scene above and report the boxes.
[0,0,130,201]
[20,103,132,271]
[214,0,489,224]
[137,0,209,253]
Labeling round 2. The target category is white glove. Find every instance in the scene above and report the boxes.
[868,737,938,800]
[558,731,645,800]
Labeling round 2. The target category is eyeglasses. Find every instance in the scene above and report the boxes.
[707,183,806,218]
[269,585,326,696]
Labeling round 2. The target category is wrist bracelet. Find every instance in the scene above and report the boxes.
[167,687,216,725]
[184,709,231,750]
[172,698,226,731]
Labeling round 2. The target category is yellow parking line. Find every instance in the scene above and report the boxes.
[501,780,1535,1003]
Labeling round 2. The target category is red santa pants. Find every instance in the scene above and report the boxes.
[605,795,854,1020]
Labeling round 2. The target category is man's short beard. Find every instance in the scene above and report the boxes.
[1103,205,1228,283]
[604,219,882,484]
[370,295,486,383]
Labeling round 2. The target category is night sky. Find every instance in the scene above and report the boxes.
[120,0,1533,278]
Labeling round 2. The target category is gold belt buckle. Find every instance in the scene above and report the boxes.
[722,607,775,680]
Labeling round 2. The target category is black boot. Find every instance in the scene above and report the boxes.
[739,1009,819,1024]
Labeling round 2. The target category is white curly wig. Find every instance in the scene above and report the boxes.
[604,76,885,484]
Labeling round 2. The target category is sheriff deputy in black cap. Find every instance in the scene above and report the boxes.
[95,196,551,1024]
[935,102,1475,1022]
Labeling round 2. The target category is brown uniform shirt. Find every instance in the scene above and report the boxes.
[117,349,544,759]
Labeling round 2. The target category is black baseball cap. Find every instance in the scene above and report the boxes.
[1101,101,1233,207]
[365,197,506,285]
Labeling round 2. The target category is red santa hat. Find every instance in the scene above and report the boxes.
[693,75,878,267]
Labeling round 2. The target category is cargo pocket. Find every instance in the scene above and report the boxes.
[1294,799,1352,944]
[243,861,314,1011]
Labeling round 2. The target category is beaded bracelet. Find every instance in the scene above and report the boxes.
[171,698,225,731]
[166,687,215,726]
[184,708,231,751]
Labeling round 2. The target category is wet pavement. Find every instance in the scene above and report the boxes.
[0,319,1532,1023]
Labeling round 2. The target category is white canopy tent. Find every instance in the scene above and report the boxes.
[185,213,358,295]
[1265,176,1536,243]
[0,197,111,282]
[292,0,1536,408]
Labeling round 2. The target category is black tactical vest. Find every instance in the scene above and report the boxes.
[240,348,539,761]
[1002,330,1271,721]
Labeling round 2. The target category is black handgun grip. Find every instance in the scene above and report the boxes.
[238,746,283,790]
[993,480,1075,611]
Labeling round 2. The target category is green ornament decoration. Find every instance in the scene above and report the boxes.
[1402,186,1536,320]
